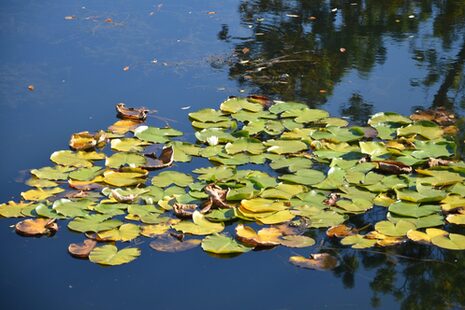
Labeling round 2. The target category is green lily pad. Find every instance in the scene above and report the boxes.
[341,234,377,249]
[264,139,308,154]
[89,244,140,266]
[261,183,305,199]
[31,166,74,180]
[193,166,235,182]
[172,211,224,235]
[134,126,183,143]
[279,169,326,186]
[281,108,329,123]
[110,138,148,152]
[52,199,91,218]
[388,201,441,218]
[431,233,465,250]
[375,220,416,237]
[97,223,140,242]
[387,213,444,229]
[225,137,265,155]
[68,214,122,233]
[151,171,193,187]
[69,166,104,181]
[201,234,254,254]
[268,101,307,114]
[220,97,263,113]
[368,112,411,126]
[189,108,229,123]
[50,150,93,168]
[270,157,313,172]
[397,121,444,140]
[105,152,146,169]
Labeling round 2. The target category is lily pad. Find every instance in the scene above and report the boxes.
[201,233,254,254]
[151,171,193,187]
[89,244,140,266]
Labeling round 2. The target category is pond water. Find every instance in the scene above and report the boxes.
[1,1,464,309]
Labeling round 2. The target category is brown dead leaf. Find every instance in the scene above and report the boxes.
[375,160,412,174]
[68,239,97,258]
[116,103,149,121]
[15,218,58,237]
[202,184,232,213]
[428,158,455,168]
[27,85,35,91]
[289,253,339,270]
[247,95,273,109]
[173,203,198,218]
[69,130,107,151]
[324,193,340,206]
[326,224,355,238]
[149,233,201,252]
[143,145,174,170]
[410,107,456,126]
[235,224,282,247]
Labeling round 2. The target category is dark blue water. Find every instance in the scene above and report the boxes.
[1,1,464,309]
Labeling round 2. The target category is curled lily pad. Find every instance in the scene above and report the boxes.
[68,239,97,258]
[15,218,58,236]
[69,131,106,151]
[89,244,140,266]
[116,103,149,121]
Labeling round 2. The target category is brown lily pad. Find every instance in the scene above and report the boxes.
[116,103,149,121]
[15,218,58,236]
[68,239,97,258]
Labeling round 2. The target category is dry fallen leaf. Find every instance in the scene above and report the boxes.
[15,218,58,237]
[326,224,355,238]
[115,103,149,121]
[68,239,97,258]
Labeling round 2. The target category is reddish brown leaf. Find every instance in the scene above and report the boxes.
[173,203,198,218]
[69,130,107,151]
[202,184,232,212]
[324,193,340,206]
[68,239,97,258]
[15,218,58,237]
[410,107,456,126]
[326,224,355,238]
[116,103,149,121]
[375,161,412,174]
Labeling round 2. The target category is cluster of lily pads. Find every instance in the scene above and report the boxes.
[1,97,465,268]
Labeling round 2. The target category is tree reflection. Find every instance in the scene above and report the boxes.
[220,0,465,307]
[219,0,465,122]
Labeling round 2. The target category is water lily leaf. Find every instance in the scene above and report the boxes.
[368,112,411,126]
[150,234,201,252]
[172,211,224,235]
[416,169,464,187]
[240,198,288,213]
[441,195,465,212]
[116,103,149,120]
[50,150,96,168]
[289,253,339,270]
[134,126,183,143]
[191,119,235,129]
[89,244,140,265]
[264,139,308,154]
[94,203,128,216]
[151,171,193,187]
[193,166,235,182]
[97,223,140,242]
[25,177,58,188]
[279,235,315,248]
[359,142,389,158]
[261,183,304,200]
[375,220,416,237]
[395,186,446,203]
[388,201,440,218]
[431,233,465,250]
[201,233,254,254]
[0,201,32,218]
[446,214,465,225]
[270,157,312,172]
[282,108,329,123]
[326,224,356,238]
[69,131,106,151]
[108,119,142,134]
[68,214,122,233]
[140,223,172,237]
[388,212,444,229]
[103,169,147,187]
[52,199,91,218]
[21,187,64,202]
[397,121,443,140]
[110,138,148,152]
[220,97,263,113]
[258,210,295,224]
[235,224,282,246]
[293,206,347,228]
[189,108,229,123]
[313,167,346,190]
[31,166,74,180]
[411,140,454,159]
[268,101,307,114]
[69,166,104,181]
[195,128,236,144]
[169,141,200,162]
[68,239,97,258]
[15,218,58,236]
[205,209,236,222]
[281,128,314,141]
[406,228,447,243]
[279,169,326,186]
[336,198,373,214]
[341,234,377,249]
[35,203,66,219]
[231,110,276,123]
[225,137,265,155]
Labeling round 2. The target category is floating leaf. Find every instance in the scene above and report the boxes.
[189,109,229,123]
[282,108,329,123]
[225,138,265,155]
[326,224,355,238]
[270,157,313,172]
[375,220,416,237]
[69,131,106,151]
[15,218,58,236]
[0,201,32,218]
[265,139,308,154]
[110,138,148,152]
[134,126,183,143]
[103,168,147,187]
[141,223,172,237]
[31,166,74,180]
[431,233,465,250]
[108,119,142,134]
[446,214,465,225]
[68,239,97,258]
[397,121,444,140]
[89,244,140,265]
[368,112,411,126]
[235,224,282,246]
[151,171,193,187]
[21,187,64,202]
[279,235,315,248]
[69,166,103,181]
[150,234,201,252]
[193,166,235,182]
[220,97,263,113]
[50,150,97,168]
[116,103,149,121]
[341,234,377,249]
[96,223,140,242]
[279,169,325,186]
[68,215,122,233]
[289,253,339,270]
[406,228,448,243]
[241,198,288,213]
[261,183,304,199]
[201,234,254,254]
[388,201,440,218]
[172,211,224,235]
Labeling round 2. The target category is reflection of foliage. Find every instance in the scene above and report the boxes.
[221,0,465,114]
[341,93,373,125]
